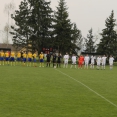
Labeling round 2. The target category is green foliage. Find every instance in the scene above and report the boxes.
[11,0,82,54]
[11,0,30,50]
[27,0,53,53]
[71,23,82,54]
[11,0,53,53]
[53,0,81,54]
[97,10,117,55]
[85,28,95,53]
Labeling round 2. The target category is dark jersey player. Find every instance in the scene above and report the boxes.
[46,52,51,67]
[57,53,62,68]
[52,53,57,68]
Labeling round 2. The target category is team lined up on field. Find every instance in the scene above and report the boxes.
[0,50,114,69]
[62,53,114,70]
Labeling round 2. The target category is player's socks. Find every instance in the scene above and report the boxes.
[86,65,88,69]
[110,66,113,70]
[34,63,36,67]
[99,66,100,69]
[63,64,65,68]
[23,63,26,66]
[101,66,103,69]
[104,66,105,69]
[40,63,41,67]
[75,65,76,68]
[90,65,92,69]
[3,61,4,65]
[42,64,44,67]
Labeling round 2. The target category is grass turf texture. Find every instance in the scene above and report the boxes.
[0,65,117,117]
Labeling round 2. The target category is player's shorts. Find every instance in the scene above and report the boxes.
[64,60,68,64]
[109,62,113,66]
[0,57,4,61]
[23,58,26,62]
[57,61,61,63]
[91,61,94,65]
[47,59,50,62]
[33,58,36,62]
[72,61,76,65]
[97,62,101,66]
[102,62,106,66]
[10,57,15,61]
[28,58,32,62]
[17,58,21,61]
[85,61,89,65]
[79,61,83,65]
[40,59,44,62]
[53,60,56,63]
[6,57,9,61]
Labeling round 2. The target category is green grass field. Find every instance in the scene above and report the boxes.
[0,64,117,117]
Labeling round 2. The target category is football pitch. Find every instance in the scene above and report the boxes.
[0,65,117,117]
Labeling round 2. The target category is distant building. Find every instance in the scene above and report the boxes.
[0,43,21,52]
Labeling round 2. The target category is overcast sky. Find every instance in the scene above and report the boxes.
[0,0,117,43]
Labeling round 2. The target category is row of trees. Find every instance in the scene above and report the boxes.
[10,0,117,56]
[83,10,117,56]
[10,0,82,54]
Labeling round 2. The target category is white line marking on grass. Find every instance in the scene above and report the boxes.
[55,69,117,108]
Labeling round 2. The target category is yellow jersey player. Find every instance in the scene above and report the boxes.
[10,51,15,66]
[0,50,5,65]
[33,52,37,67]
[22,51,27,66]
[39,52,44,67]
[27,51,33,66]
[16,51,21,65]
[5,51,10,65]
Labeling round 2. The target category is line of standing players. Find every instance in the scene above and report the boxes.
[0,50,37,66]
[0,50,65,67]
[77,54,115,70]
[0,50,115,69]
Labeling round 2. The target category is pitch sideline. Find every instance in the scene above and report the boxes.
[55,69,117,108]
